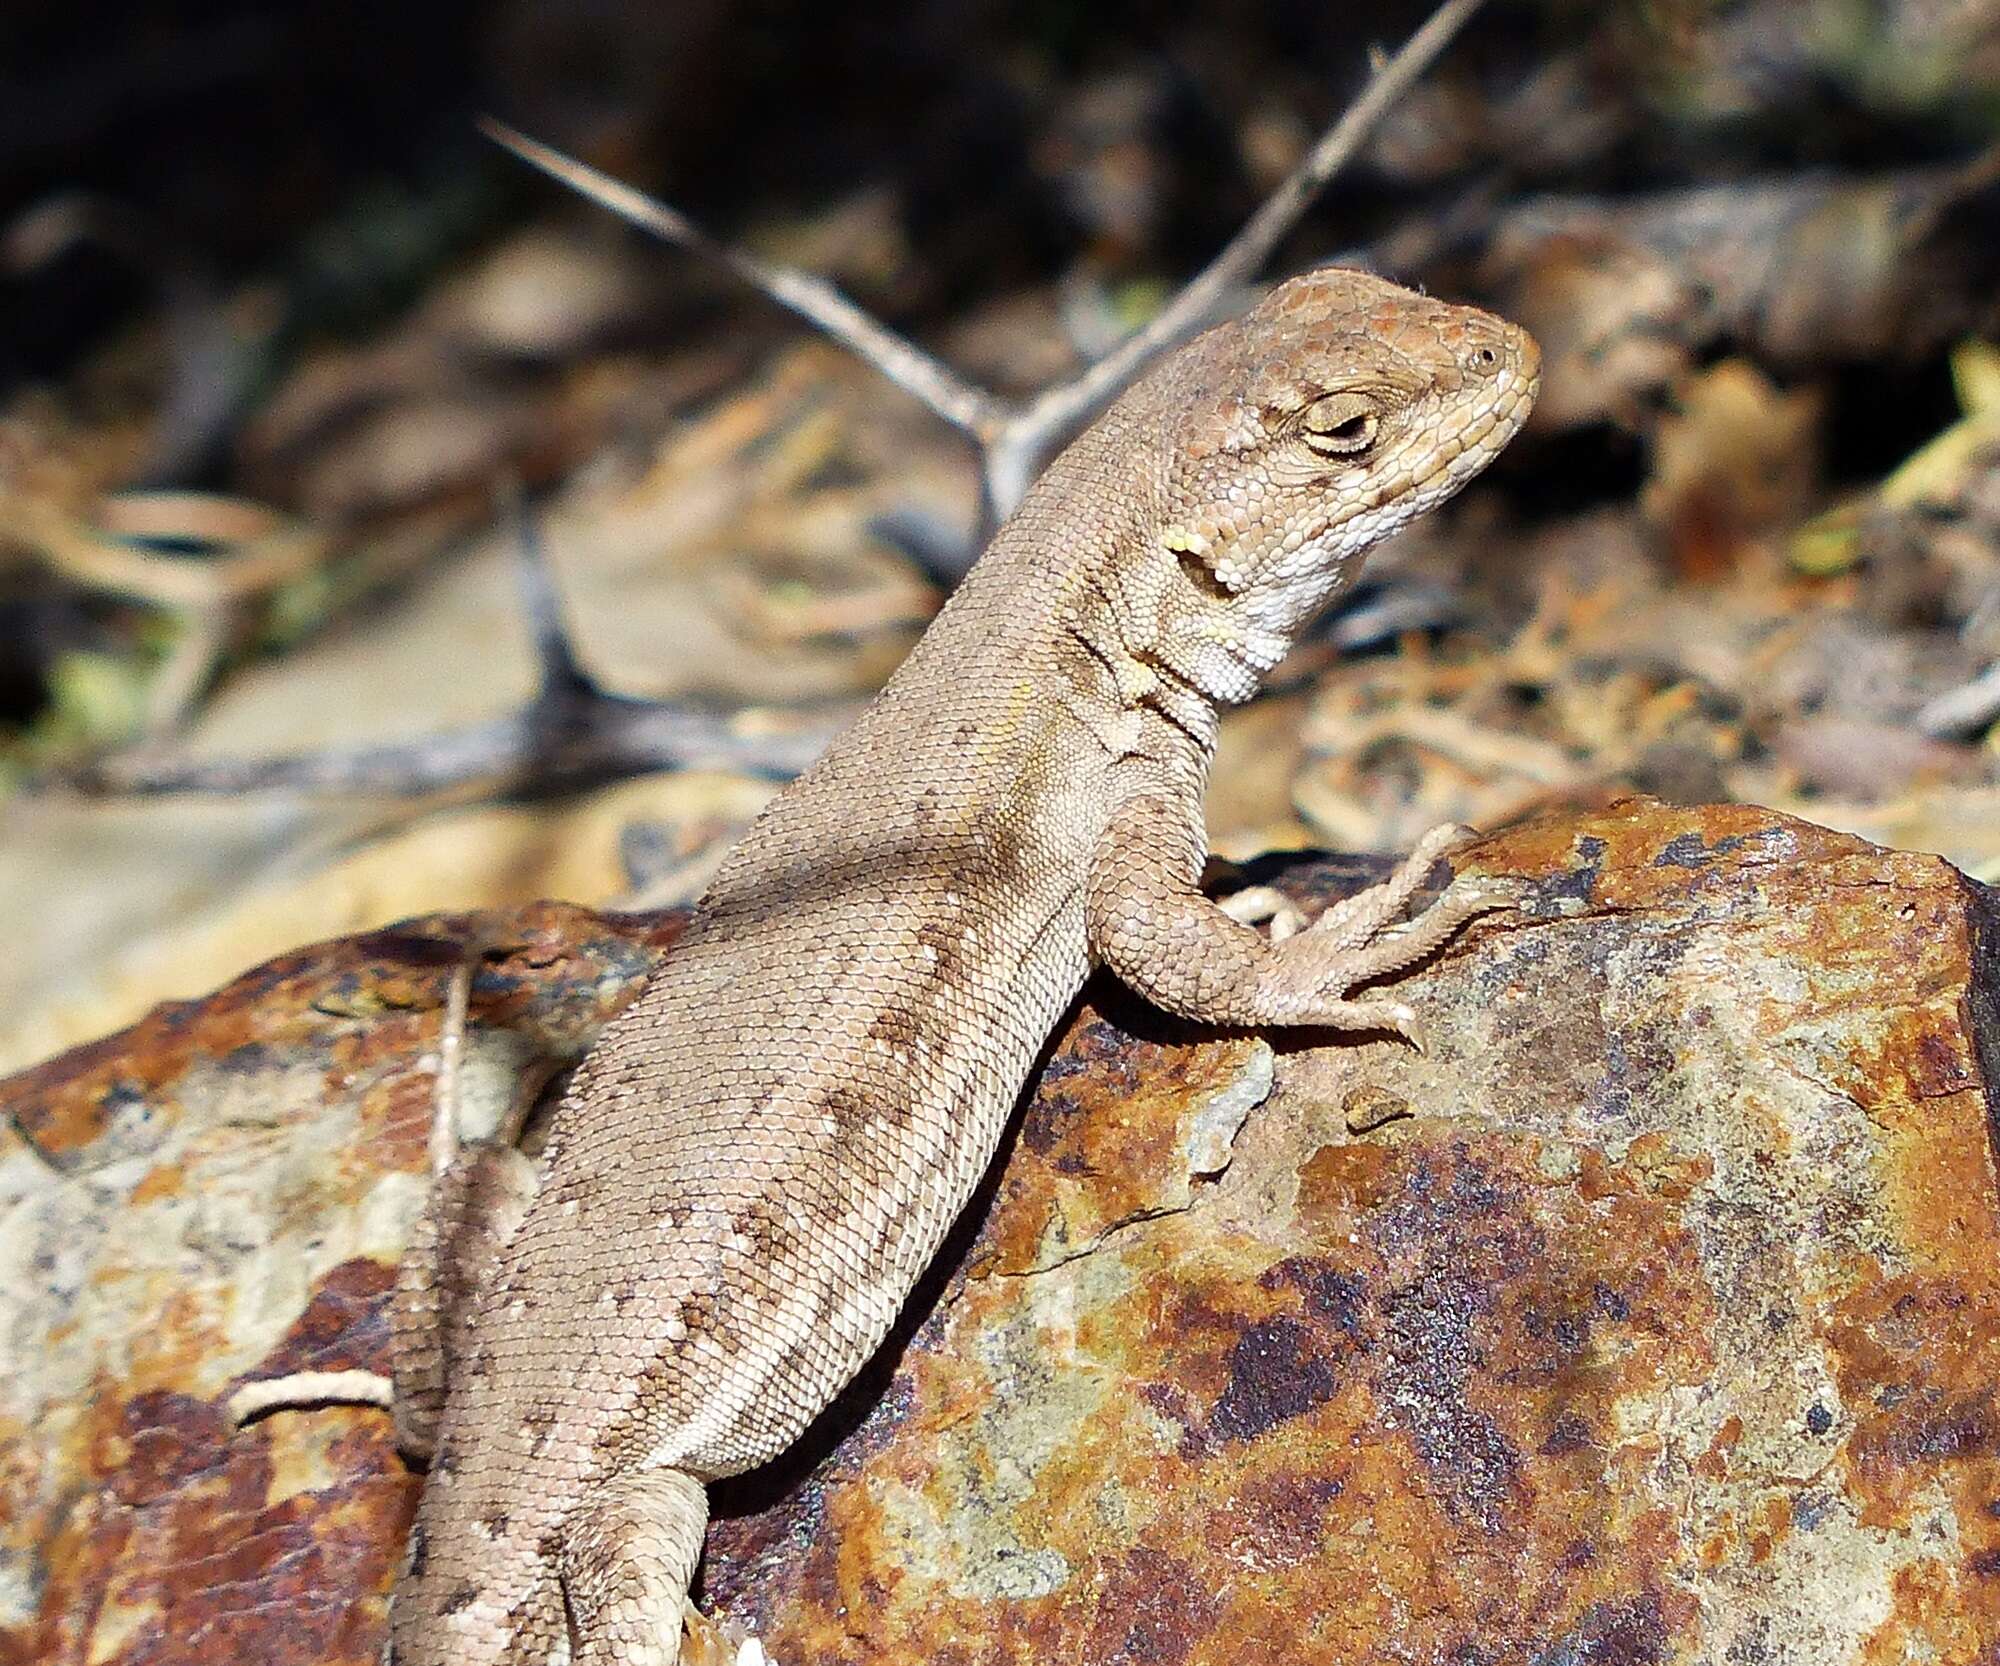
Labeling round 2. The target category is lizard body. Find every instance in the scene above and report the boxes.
[390,268,1539,1665]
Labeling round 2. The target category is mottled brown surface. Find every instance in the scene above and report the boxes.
[701,798,2000,1663]
[0,903,679,1666]
[6,799,2000,1662]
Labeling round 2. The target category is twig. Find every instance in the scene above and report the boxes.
[433,950,477,1180]
[486,0,1488,538]
[479,120,1004,445]
[21,489,332,736]
[70,701,841,795]
[230,1369,395,1426]
[29,490,328,612]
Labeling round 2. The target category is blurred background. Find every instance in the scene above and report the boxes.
[4,0,2000,1068]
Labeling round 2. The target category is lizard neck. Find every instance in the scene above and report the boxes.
[973,406,1369,750]
[1039,491,1354,747]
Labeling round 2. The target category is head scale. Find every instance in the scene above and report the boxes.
[1147,267,1539,629]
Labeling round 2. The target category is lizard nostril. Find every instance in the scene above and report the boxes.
[1472,345,1500,371]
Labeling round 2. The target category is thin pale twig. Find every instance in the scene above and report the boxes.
[1916,661,2000,739]
[229,1369,395,1425]
[480,120,1003,443]
[433,952,476,1181]
[1012,0,1490,451]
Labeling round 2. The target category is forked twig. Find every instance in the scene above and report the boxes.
[478,121,1004,447]
[487,0,1488,534]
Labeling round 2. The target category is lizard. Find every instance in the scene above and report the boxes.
[386,266,1540,1665]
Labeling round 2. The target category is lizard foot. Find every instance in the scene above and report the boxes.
[1261,830,1527,1041]
[1308,825,1524,960]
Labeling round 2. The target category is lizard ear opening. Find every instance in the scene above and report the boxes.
[1174,545,1233,601]
[1159,525,1243,597]
[1301,392,1379,455]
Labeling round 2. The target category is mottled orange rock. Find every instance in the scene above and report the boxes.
[0,904,680,1666]
[5,801,1998,1664]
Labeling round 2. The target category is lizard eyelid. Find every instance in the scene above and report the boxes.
[1300,391,1380,455]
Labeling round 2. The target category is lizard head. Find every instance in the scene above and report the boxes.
[1152,267,1539,651]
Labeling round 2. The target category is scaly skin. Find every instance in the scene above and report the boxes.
[389,268,1540,1665]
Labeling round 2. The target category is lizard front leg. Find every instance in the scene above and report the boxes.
[1086,793,1515,1041]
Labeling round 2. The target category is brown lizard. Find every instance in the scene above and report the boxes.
[387,268,1539,1665]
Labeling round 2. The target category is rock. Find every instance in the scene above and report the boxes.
[4,799,1997,1662]
[0,902,680,1666]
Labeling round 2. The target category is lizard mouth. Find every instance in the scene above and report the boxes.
[1430,346,1540,499]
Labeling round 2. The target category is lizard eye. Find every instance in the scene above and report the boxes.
[1300,392,1379,455]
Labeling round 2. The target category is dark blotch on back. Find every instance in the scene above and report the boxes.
[677,1289,742,1354]
[521,1401,559,1455]
[767,1279,841,1389]
[980,806,1043,888]
[729,1200,798,1266]
[866,996,955,1059]
[437,1582,480,1617]
[819,1082,878,1137]
[914,917,967,985]
[821,1075,918,1136]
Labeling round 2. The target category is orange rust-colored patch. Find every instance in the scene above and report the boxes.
[977,996,1268,1277]
[1,901,677,1160]
[1828,1269,2000,1517]
[724,1105,1716,1661]
[1747,1492,1792,1565]
[1862,1554,2000,1663]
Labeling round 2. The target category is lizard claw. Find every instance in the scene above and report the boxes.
[1306,996,1425,1048]
[1442,872,1534,921]
[1384,1003,1426,1053]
